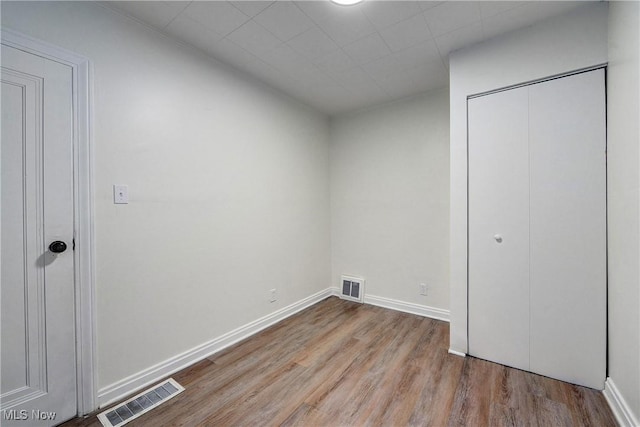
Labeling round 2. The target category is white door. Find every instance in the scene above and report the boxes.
[528,70,606,388]
[468,69,606,389]
[468,85,531,371]
[1,44,77,425]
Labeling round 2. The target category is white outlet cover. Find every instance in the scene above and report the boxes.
[420,283,428,296]
[113,185,129,204]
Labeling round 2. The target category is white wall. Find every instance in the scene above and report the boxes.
[330,89,450,313]
[2,1,331,395]
[449,3,608,353]
[607,1,640,424]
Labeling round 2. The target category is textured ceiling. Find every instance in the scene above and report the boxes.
[105,1,588,115]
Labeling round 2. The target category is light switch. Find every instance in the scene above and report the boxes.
[113,185,129,204]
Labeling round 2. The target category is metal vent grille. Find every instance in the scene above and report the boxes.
[97,378,184,427]
[340,275,365,303]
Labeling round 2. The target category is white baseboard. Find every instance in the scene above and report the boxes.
[604,377,640,427]
[99,288,450,408]
[448,349,466,357]
[330,287,450,322]
[97,288,333,408]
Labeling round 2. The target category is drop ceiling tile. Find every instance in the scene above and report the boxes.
[379,13,433,52]
[327,66,382,93]
[485,0,585,39]
[343,32,392,64]
[107,0,588,115]
[361,1,423,30]
[404,61,448,87]
[374,69,422,98]
[302,97,343,115]
[419,2,445,12]
[164,15,223,52]
[383,61,448,99]
[180,2,250,36]
[294,65,337,89]
[314,49,358,75]
[258,46,337,91]
[315,9,376,46]
[334,89,392,114]
[208,44,295,98]
[392,39,441,69]
[107,1,188,28]
[237,55,286,85]
[410,71,448,94]
[226,20,283,57]
[258,65,304,91]
[228,1,274,18]
[260,46,335,87]
[207,38,258,66]
[301,81,349,100]
[362,54,400,80]
[294,82,355,113]
[423,1,482,37]
[435,22,484,58]
[255,43,309,74]
[539,1,586,17]
[278,74,341,113]
[294,1,341,25]
[479,1,528,19]
[253,1,315,41]
[109,1,188,29]
[481,6,533,39]
[287,27,341,61]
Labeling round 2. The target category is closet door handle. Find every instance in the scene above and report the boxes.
[494,234,503,243]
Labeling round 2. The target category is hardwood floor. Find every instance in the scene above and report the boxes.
[62,297,616,427]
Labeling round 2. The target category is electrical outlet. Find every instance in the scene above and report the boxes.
[419,283,428,296]
[270,288,277,303]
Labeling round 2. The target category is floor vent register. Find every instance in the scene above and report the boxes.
[97,378,184,427]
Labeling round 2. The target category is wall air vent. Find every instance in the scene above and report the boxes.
[97,378,184,427]
[340,275,365,303]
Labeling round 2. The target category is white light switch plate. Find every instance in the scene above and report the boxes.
[113,185,129,204]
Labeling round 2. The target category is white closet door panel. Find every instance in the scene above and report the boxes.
[468,86,530,371]
[528,69,606,389]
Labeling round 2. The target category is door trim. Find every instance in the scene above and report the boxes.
[1,29,97,416]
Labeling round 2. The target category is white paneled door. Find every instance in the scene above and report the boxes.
[1,45,77,425]
[468,69,606,389]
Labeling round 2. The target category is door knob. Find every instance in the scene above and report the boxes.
[494,234,503,243]
[49,241,68,253]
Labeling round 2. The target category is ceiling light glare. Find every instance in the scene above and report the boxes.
[330,0,364,6]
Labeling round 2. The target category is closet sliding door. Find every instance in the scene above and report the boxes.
[468,69,606,389]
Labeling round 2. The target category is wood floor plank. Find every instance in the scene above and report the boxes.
[368,318,445,426]
[531,396,574,427]
[405,325,464,427]
[349,317,434,425]
[61,297,616,427]
[447,357,498,426]
[279,403,323,427]
[292,306,375,367]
